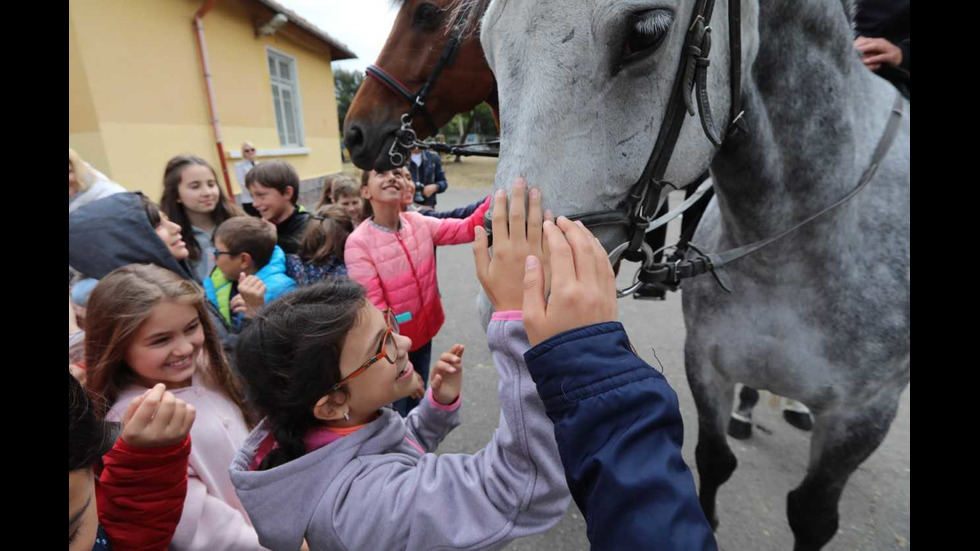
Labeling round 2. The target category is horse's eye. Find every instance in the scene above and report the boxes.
[621,10,673,66]
[414,3,443,31]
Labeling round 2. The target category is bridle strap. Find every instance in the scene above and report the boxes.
[638,92,906,293]
[366,5,471,150]
[570,0,745,261]
[365,65,416,105]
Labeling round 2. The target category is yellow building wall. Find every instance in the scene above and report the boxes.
[69,13,111,176]
[204,2,344,194]
[69,0,344,200]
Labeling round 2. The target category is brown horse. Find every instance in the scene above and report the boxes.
[343,0,496,171]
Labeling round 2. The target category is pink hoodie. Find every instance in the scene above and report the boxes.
[344,199,489,351]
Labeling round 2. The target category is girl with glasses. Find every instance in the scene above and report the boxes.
[229,183,571,550]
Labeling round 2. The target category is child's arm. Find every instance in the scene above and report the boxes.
[332,179,571,551]
[402,345,464,452]
[344,233,388,311]
[97,385,195,551]
[418,195,491,246]
[335,315,569,551]
[419,197,487,219]
[521,218,716,550]
[97,438,191,551]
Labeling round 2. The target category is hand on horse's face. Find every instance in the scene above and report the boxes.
[523,217,618,347]
[472,178,548,312]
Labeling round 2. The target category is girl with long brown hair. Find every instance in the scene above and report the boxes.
[84,264,263,550]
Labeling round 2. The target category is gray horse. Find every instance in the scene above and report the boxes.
[477,0,909,549]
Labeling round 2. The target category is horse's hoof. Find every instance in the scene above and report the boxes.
[728,415,753,440]
[783,409,813,431]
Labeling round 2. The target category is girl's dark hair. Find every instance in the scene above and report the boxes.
[69,372,116,471]
[160,155,242,262]
[299,205,354,265]
[236,279,365,470]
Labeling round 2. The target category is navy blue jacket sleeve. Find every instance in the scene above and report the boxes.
[429,152,448,193]
[419,197,487,219]
[524,322,717,551]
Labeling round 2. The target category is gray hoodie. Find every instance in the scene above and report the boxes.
[229,316,571,550]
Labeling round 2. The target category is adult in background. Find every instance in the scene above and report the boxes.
[407,147,448,209]
[233,142,260,216]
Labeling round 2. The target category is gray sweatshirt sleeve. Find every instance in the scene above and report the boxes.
[331,317,571,550]
[402,389,462,453]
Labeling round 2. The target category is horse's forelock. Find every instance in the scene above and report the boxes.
[449,0,494,37]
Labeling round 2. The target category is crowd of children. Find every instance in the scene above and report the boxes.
[68,150,712,550]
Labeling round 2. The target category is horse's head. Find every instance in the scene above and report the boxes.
[481,0,752,254]
[344,0,496,171]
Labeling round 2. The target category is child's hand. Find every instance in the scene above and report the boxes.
[431,344,464,405]
[523,217,618,346]
[236,273,266,317]
[410,371,426,400]
[120,383,196,448]
[473,178,547,311]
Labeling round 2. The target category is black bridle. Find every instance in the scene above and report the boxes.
[562,0,904,296]
[372,0,905,297]
[566,0,746,265]
[365,5,472,167]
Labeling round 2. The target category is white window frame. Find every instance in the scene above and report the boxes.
[266,47,306,148]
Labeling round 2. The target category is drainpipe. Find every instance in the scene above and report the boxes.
[194,0,235,197]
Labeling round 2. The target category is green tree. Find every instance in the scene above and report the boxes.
[334,68,365,135]
[436,102,499,162]
[437,102,498,142]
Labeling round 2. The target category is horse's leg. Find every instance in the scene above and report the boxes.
[787,391,901,551]
[685,345,737,530]
[727,384,760,440]
[782,398,814,431]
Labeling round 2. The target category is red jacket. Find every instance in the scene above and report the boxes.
[96,436,191,551]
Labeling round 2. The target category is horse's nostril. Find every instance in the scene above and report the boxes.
[344,124,364,153]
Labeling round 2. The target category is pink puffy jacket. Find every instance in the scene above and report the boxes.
[345,200,490,351]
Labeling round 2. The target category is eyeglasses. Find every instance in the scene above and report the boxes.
[213,248,236,258]
[243,148,256,153]
[329,309,399,392]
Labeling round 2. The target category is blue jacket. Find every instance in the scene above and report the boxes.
[204,246,297,331]
[524,322,717,550]
[407,150,448,208]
